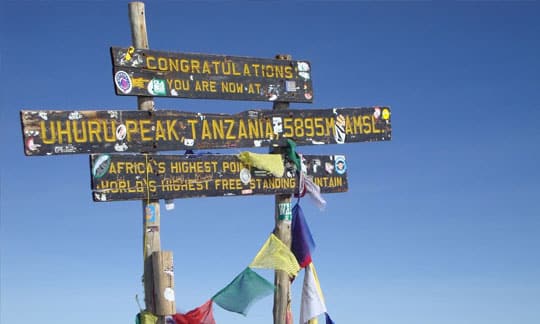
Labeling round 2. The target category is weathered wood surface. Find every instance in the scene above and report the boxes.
[21,107,391,156]
[111,47,313,102]
[90,153,348,202]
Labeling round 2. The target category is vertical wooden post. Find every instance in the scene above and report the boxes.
[152,251,176,315]
[128,3,174,322]
[272,54,293,324]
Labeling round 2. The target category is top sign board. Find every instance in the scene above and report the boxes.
[111,47,313,102]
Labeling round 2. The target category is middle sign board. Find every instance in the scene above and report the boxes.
[21,107,391,156]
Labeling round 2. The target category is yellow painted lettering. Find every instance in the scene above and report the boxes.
[187,119,198,139]
[243,63,251,76]
[139,120,152,141]
[87,120,101,143]
[202,61,211,74]
[201,119,212,140]
[146,56,157,70]
[247,119,260,138]
[284,66,293,79]
[40,120,56,144]
[238,119,247,139]
[155,120,166,141]
[225,119,236,140]
[103,120,116,142]
[125,120,138,141]
[166,120,179,141]
[211,119,225,140]
[362,115,372,134]
[73,120,88,143]
[56,121,72,144]
[191,59,200,73]
[314,117,324,136]
[283,118,293,137]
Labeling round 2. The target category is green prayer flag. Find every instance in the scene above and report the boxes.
[212,267,275,316]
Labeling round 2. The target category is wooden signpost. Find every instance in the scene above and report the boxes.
[111,47,314,102]
[21,107,391,156]
[20,2,392,323]
[90,153,348,202]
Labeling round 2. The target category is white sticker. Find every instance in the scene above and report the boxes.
[240,168,251,185]
[164,287,175,301]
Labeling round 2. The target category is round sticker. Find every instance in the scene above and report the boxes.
[334,156,347,175]
[240,168,251,185]
[164,288,175,302]
[92,155,111,178]
[116,124,127,141]
[382,108,390,120]
[114,71,132,94]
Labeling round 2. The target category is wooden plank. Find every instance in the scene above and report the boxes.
[110,47,313,102]
[21,107,391,156]
[90,153,348,202]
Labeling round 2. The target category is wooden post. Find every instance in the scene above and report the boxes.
[128,2,174,322]
[272,54,293,324]
[152,251,176,315]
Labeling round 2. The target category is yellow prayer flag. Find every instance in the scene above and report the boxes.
[249,233,300,277]
[238,152,284,177]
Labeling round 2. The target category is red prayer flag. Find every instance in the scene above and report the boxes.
[173,300,215,324]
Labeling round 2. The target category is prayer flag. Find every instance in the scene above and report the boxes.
[325,313,335,324]
[300,263,327,323]
[238,151,284,177]
[292,203,316,268]
[172,300,215,324]
[249,233,300,277]
[212,267,275,316]
[304,176,327,209]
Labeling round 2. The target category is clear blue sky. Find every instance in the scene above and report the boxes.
[1,1,539,323]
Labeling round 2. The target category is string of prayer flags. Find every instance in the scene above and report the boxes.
[292,203,316,268]
[300,263,327,324]
[238,151,284,177]
[212,267,275,316]
[249,233,301,277]
[172,300,215,324]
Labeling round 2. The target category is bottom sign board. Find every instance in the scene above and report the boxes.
[90,153,348,202]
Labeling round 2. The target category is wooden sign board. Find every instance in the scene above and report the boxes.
[90,154,348,202]
[111,47,313,102]
[21,107,391,156]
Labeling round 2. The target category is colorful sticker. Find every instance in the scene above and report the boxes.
[325,162,334,174]
[92,154,111,178]
[382,108,390,120]
[278,202,292,222]
[147,78,167,96]
[116,124,127,141]
[373,107,381,119]
[25,137,40,152]
[334,114,346,144]
[145,205,156,223]
[114,70,132,94]
[334,155,347,175]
